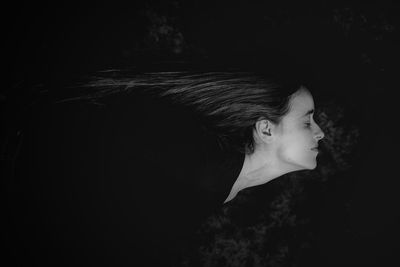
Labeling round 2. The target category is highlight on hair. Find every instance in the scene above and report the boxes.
[61,70,304,154]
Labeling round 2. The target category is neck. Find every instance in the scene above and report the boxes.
[223,147,298,204]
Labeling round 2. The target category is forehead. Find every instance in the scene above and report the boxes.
[287,88,315,117]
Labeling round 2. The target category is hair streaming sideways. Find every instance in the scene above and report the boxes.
[67,71,303,154]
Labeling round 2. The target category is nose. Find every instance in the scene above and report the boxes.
[314,124,325,141]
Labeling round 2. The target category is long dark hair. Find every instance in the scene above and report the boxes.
[57,69,305,154]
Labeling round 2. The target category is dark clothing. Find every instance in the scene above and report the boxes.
[5,93,244,266]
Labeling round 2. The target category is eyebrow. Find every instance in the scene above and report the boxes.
[302,109,314,117]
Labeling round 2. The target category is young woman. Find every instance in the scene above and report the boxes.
[75,70,325,203]
[7,69,325,266]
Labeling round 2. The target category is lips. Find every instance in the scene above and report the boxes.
[311,146,319,151]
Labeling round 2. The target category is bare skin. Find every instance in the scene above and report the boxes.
[224,87,325,203]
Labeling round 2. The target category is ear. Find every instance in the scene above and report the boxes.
[254,119,276,144]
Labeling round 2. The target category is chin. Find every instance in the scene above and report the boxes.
[288,162,316,172]
[282,154,317,171]
[307,160,317,170]
[297,160,317,170]
[309,164,317,170]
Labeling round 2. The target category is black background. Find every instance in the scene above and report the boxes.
[3,1,400,266]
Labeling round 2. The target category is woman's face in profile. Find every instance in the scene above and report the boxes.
[275,87,325,170]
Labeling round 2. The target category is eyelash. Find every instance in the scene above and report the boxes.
[305,122,311,128]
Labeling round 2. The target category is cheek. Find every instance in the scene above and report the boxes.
[278,131,314,162]
[278,137,302,159]
[280,142,306,161]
